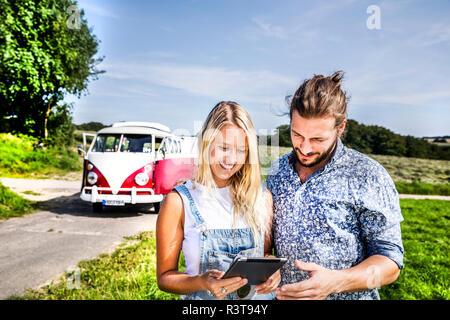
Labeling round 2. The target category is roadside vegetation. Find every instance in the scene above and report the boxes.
[0,182,36,220]
[0,133,82,179]
[14,199,449,300]
[0,132,82,220]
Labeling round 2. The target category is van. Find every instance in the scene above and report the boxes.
[78,121,197,212]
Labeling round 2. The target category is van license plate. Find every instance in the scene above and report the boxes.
[103,200,125,206]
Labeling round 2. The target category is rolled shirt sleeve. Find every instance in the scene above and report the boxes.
[356,164,405,269]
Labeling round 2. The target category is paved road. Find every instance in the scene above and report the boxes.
[0,178,158,299]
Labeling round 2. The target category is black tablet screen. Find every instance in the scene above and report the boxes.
[222,257,287,285]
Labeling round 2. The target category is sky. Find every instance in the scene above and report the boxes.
[67,0,450,137]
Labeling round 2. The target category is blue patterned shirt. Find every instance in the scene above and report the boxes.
[266,139,404,300]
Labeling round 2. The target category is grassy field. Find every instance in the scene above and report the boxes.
[0,182,36,220]
[369,154,449,185]
[0,133,82,179]
[13,199,449,300]
[379,199,449,300]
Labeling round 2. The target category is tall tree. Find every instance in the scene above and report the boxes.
[0,0,103,138]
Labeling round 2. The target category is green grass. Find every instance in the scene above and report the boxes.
[0,133,82,178]
[379,199,449,300]
[13,199,449,300]
[21,190,42,196]
[395,181,450,196]
[0,182,36,220]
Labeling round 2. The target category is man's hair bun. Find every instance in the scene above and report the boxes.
[329,70,344,87]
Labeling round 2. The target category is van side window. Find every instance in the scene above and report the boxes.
[142,142,152,153]
[159,138,167,153]
[167,138,174,154]
[155,137,163,152]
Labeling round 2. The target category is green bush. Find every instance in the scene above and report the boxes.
[0,133,82,177]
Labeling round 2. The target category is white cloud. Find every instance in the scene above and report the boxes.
[250,17,289,39]
[246,0,358,43]
[102,61,295,104]
[408,22,450,47]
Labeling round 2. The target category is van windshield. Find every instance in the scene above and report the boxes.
[92,134,121,152]
[92,134,153,153]
[120,135,152,153]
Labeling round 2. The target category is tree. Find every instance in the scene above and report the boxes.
[268,124,291,147]
[46,103,76,146]
[74,121,108,132]
[342,119,373,154]
[0,0,103,139]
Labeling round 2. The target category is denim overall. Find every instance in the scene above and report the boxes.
[175,184,275,300]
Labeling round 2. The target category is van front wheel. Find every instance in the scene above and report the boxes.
[153,202,161,213]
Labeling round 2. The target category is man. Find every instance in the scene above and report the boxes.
[267,71,404,300]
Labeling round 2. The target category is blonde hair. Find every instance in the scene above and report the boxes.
[195,101,267,244]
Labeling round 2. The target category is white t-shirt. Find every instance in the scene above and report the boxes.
[181,180,249,275]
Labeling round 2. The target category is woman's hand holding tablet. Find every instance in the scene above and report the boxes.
[222,257,287,285]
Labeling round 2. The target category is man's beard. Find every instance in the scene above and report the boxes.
[293,137,338,168]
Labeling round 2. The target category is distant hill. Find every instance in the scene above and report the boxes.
[423,136,450,139]
[264,119,450,161]
[422,137,450,144]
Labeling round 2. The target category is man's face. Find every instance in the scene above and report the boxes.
[290,110,345,168]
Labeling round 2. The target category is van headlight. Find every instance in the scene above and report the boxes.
[135,173,149,186]
[87,171,98,185]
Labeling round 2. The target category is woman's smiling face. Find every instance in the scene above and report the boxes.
[209,124,248,188]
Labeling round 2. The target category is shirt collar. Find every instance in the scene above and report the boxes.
[324,138,345,170]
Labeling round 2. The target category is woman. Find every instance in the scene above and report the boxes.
[156,101,280,300]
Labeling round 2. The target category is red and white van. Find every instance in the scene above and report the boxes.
[79,121,197,212]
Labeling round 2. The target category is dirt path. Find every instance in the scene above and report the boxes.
[0,176,82,202]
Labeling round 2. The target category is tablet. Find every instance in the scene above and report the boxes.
[222,257,287,285]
